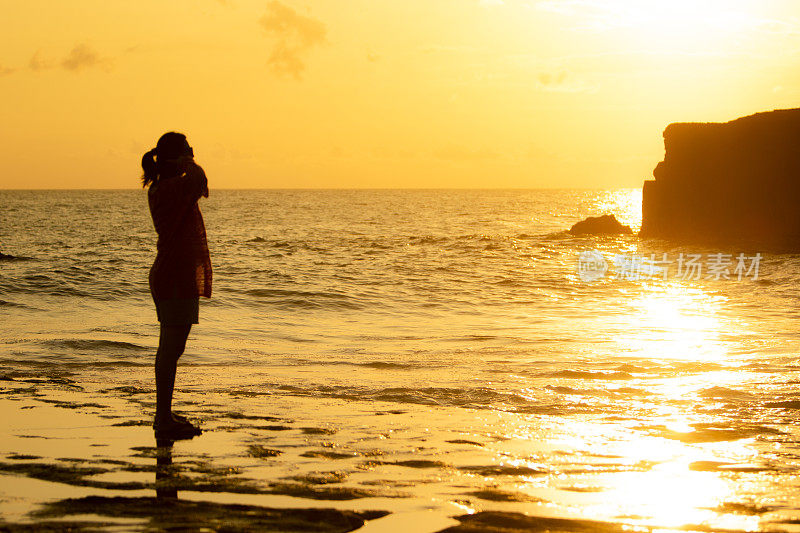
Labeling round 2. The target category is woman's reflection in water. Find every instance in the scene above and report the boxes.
[155,439,177,500]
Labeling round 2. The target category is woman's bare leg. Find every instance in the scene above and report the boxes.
[155,323,191,425]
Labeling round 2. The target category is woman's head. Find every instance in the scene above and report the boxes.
[141,132,193,188]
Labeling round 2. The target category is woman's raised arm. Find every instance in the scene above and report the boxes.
[185,161,209,200]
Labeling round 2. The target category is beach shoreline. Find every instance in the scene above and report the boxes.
[3,365,800,532]
[0,374,452,532]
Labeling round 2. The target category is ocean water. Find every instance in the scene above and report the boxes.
[3,188,800,530]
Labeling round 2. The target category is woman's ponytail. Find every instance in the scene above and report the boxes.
[141,133,189,188]
[141,148,158,188]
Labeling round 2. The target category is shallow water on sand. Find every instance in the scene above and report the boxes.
[3,189,800,531]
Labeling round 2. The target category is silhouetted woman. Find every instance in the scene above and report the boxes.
[142,132,212,440]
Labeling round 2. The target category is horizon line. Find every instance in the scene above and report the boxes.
[0,186,644,191]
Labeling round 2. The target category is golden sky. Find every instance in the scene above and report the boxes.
[1,0,798,188]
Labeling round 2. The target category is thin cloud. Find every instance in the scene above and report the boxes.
[61,44,112,72]
[29,50,54,71]
[538,71,567,86]
[28,44,112,72]
[537,70,595,93]
[259,1,326,80]
[0,65,16,76]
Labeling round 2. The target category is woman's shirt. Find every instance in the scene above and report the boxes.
[148,166,212,300]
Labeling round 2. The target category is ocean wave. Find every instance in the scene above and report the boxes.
[546,370,634,380]
[247,238,294,248]
[545,385,651,397]
[764,400,800,409]
[407,236,449,246]
[39,339,151,352]
[243,288,348,299]
[356,362,420,370]
[239,288,366,310]
[281,358,426,370]
[643,423,784,443]
[458,464,547,476]
[270,334,319,344]
[608,361,732,376]
[371,385,534,409]
[443,334,498,342]
[697,386,754,400]
[0,358,153,369]
[1,276,96,298]
[243,237,324,251]
[0,300,37,310]
[493,278,525,286]
[404,233,549,249]
[332,361,424,370]
[227,383,601,414]
[0,253,32,261]
[542,231,572,240]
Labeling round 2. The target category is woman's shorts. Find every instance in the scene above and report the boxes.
[154,297,199,325]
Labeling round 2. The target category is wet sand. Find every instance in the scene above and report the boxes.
[0,370,458,531]
[2,368,800,532]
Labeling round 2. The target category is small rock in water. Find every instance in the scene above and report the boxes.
[569,214,632,235]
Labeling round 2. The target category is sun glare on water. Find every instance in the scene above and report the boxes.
[590,189,642,232]
[622,286,728,361]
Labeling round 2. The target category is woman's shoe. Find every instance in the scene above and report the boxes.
[154,418,202,441]
[172,412,192,425]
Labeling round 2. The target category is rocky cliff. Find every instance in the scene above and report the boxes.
[640,108,800,245]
